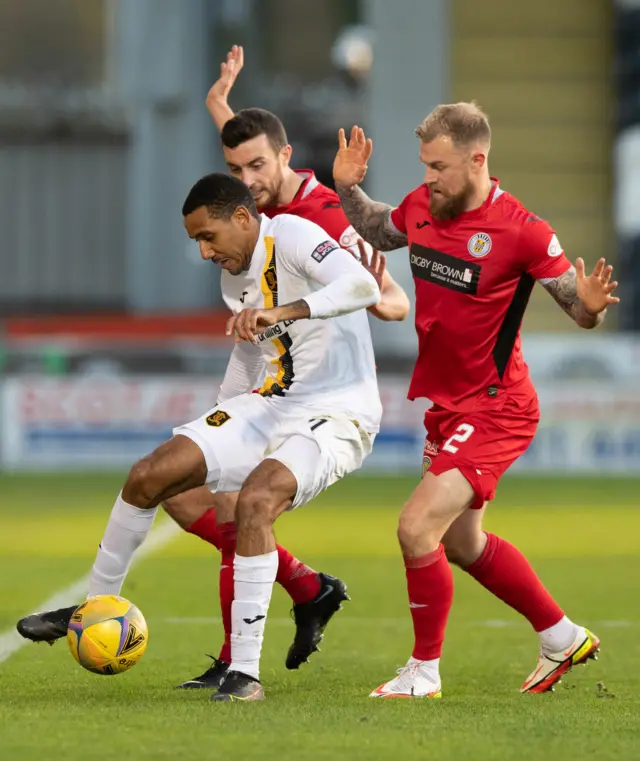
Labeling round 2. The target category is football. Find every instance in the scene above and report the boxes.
[66,595,148,675]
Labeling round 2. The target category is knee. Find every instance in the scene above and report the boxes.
[397,505,443,557]
[236,486,278,533]
[397,509,424,552]
[123,457,159,508]
[397,493,457,557]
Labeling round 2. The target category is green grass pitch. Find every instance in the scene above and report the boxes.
[0,472,639,760]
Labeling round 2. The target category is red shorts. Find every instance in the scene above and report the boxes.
[422,396,540,510]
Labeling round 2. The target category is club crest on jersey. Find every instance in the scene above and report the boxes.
[206,410,231,427]
[264,267,277,292]
[467,232,492,258]
[422,438,438,476]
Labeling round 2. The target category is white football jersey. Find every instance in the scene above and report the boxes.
[220,214,382,433]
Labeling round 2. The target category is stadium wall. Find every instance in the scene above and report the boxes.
[615,0,640,330]
[2,335,639,475]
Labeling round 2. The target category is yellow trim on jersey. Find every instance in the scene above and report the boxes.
[261,236,278,309]
[258,334,295,397]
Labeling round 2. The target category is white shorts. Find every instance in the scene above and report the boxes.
[172,393,374,509]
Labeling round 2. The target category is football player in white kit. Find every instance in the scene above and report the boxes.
[182,174,382,702]
[19,173,382,703]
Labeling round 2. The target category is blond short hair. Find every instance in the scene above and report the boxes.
[415,102,491,148]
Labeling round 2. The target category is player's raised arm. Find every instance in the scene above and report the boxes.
[205,45,244,131]
[541,259,620,330]
[333,126,409,252]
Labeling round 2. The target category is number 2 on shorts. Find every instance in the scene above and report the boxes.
[442,423,475,454]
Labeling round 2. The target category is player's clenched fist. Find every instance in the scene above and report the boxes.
[226,307,278,344]
[333,126,373,190]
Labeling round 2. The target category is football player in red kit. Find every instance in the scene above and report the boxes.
[333,102,619,698]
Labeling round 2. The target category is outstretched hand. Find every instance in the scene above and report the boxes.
[333,126,373,189]
[575,257,620,315]
[206,45,244,107]
[351,239,386,291]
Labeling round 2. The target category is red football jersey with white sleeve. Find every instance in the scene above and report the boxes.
[390,179,571,412]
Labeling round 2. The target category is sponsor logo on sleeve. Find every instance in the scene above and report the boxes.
[311,240,339,263]
[339,225,359,250]
[547,234,563,257]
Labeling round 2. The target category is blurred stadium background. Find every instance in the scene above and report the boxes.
[1,3,639,759]
[0,0,638,474]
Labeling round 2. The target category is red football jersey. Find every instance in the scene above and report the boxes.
[390,179,571,412]
[263,170,359,250]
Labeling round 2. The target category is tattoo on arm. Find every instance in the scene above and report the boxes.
[541,267,604,329]
[335,185,409,251]
[277,299,311,321]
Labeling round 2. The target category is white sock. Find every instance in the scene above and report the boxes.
[409,655,441,683]
[87,492,157,597]
[538,615,581,654]
[230,551,278,681]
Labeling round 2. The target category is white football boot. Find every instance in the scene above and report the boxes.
[521,627,600,694]
[370,657,442,699]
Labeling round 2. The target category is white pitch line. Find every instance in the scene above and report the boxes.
[0,519,180,665]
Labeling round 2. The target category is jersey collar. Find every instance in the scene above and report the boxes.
[462,177,503,219]
[290,169,319,202]
[262,170,319,217]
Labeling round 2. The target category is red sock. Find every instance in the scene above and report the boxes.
[276,546,320,604]
[186,508,221,549]
[216,521,236,664]
[405,544,454,661]
[465,532,564,631]
[185,510,318,605]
